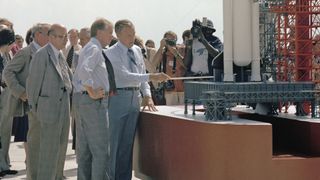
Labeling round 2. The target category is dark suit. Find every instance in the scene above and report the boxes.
[26,44,72,180]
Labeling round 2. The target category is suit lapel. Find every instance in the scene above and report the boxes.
[27,43,37,62]
[46,45,63,80]
[30,43,37,56]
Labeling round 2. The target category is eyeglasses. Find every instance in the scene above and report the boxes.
[38,31,48,36]
[53,34,68,39]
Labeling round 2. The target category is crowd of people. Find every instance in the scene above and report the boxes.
[0,17,223,180]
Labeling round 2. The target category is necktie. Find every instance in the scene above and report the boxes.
[127,48,137,65]
[127,48,137,73]
[66,46,74,68]
[58,53,72,92]
[102,51,117,96]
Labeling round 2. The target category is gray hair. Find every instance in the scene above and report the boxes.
[31,23,51,37]
[90,18,112,37]
[115,19,134,34]
[80,27,90,37]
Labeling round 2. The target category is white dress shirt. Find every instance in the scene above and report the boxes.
[73,38,109,92]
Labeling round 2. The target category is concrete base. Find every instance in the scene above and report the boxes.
[133,106,320,180]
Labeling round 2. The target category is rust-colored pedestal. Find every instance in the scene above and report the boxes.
[133,106,320,180]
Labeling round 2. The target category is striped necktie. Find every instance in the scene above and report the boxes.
[58,53,72,92]
[66,46,74,68]
[127,48,137,73]
[127,48,137,65]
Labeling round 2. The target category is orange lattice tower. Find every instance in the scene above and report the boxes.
[271,0,320,114]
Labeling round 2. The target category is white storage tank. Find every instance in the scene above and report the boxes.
[223,0,261,81]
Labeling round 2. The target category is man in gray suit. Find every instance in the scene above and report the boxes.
[74,18,113,180]
[105,19,169,180]
[0,27,16,177]
[2,23,50,177]
[26,24,72,180]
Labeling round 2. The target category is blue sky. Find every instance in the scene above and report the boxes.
[0,0,223,47]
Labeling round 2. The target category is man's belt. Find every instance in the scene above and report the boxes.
[82,91,109,95]
[82,91,109,99]
[116,87,140,91]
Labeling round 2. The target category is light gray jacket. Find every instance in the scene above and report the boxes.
[3,43,37,116]
[26,44,72,123]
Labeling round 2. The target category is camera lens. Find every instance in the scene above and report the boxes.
[165,39,176,46]
[191,26,200,38]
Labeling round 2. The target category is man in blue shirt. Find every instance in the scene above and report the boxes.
[105,19,169,180]
[74,18,114,180]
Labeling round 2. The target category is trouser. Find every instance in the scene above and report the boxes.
[77,94,110,180]
[27,93,70,180]
[165,91,185,105]
[72,92,81,162]
[0,88,12,171]
[109,90,140,180]
[26,111,40,180]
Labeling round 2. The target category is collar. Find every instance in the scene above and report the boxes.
[117,41,131,53]
[49,43,61,60]
[31,41,41,50]
[90,37,103,50]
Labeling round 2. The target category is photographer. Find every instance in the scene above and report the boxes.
[153,31,186,105]
[185,18,223,81]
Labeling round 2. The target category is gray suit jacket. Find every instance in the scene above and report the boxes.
[3,43,37,116]
[27,44,72,123]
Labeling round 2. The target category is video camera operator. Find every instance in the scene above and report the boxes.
[184,17,223,81]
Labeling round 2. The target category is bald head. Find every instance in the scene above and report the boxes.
[48,24,67,35]
[48,24,68,50]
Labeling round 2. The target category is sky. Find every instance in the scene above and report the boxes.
[0,0,223,47]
